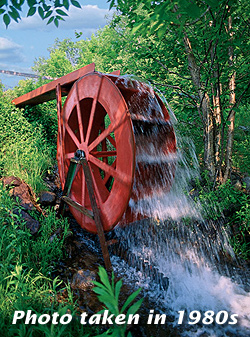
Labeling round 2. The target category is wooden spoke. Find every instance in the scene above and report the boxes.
[88,114,126,152]
[65,124,80,148]
[88,162,104,205]
[88,154,130,185]
[90,150,117,158]
[101,132,108,164]
[58,73,136,234]
[107,135,116,148]
[85,77,103,145]
[76,84,84,143]
[65,152,76,159]
[103,159,116,185]
[81,171,86,222]
[85,96,97,145]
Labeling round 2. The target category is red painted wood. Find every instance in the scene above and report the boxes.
[12,63,95,107]
[57,73,136,233]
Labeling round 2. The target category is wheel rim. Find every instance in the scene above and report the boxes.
[57,73,135,233]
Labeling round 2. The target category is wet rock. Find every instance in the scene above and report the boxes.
[71,269,96,291]
[242,176,250,191]
[13,209,40,235]
[1,176,22,187]
[10,183,35,210]
[39,191,56,206]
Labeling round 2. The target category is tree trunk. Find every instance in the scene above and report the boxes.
[183,32,215,178]
[223,16,236,182]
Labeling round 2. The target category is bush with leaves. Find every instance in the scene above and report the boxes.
[0,86,56,192]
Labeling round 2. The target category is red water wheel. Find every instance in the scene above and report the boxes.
[57,73,135,233]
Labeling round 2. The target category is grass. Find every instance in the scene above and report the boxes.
[0,90,53,194]
[0,84,101,336]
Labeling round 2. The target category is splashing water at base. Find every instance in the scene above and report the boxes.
[113,101,250,335]
[113,219,250,336]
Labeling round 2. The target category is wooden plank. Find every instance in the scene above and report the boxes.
[12,63,95,107]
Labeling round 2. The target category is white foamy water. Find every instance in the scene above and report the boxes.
[113,220,250,336]
[130,135,202,220]
[114,129,250,336]
[111,80,250,335]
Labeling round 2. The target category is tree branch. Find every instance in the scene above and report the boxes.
[226,79,250,121]
[149,81,197,104]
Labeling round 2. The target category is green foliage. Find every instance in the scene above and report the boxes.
[33,48,74,78]
[0,90,54,193]
[231,203,250,260]
[0,185,78,336]
[232,105,250,174]
[195,174,250,260]
[197,177,243,218]
[109,0,250,180]
[0,0,81,27]
[92,266,143,337]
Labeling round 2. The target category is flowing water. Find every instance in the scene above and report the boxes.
[56,77,250,336]
[107,83,250,336]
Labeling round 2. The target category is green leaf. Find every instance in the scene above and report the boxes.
[43,4,51,11]
[38,6,44,19]
[114,279,122,302]
[109,0,115,10]
[126,297,143,316]
[9,5,20,17]
[47,16,54,24]
[185,3,201,19]
[10,0,21,10]
[9,10,19,22]
[27,6,36,17]
[131,22,143,34]
[56,9,68,16]
[98,267,113,293]
[205,0,219,8]
[0,0,7,8]
[71,0,81,9]
[121,288,141,313]
[54,0,62,7]
[3,13,10,26]
[56,15,65,21]
[54,17,59,27]
[63,0,69,10]
[157,25,166,39]
[27,0,36,7]
[0,8,5,14]
[44,10,52,19]
[92,287,110,297]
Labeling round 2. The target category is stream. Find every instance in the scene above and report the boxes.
[52,133,250,336]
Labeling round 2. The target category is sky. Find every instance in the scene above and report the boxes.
[0,0,112,89]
